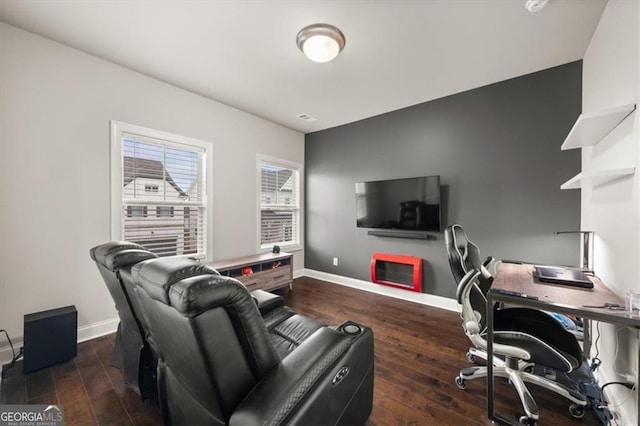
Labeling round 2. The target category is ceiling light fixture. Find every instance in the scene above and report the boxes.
[525,0,549,13]
[296,23,345,63]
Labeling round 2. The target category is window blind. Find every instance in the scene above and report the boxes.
[121,133,207,258]
[259,160,299,248]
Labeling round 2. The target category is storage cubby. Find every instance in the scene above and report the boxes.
[209,252,293,291]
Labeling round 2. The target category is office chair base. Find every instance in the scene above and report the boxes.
[466,348,534,371]
[457,364,587,421]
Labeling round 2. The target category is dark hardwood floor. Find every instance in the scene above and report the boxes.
[1,277,601,425]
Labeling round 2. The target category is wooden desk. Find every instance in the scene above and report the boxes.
[487,263,640,424]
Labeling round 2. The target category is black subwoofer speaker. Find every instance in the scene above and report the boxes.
[23,305,77,373]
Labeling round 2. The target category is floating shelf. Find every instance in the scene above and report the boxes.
[561,104,636,150]
[561,168,636,190]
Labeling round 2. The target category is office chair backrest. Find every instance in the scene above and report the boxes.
[445,225,494,324]
[133,257,280,424]
[445,225,484,279]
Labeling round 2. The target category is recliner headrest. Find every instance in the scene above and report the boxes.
[168,274,251,317]
[133,257,219,305]
[90,241,157,271]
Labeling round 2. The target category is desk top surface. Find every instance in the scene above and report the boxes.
[492,263,640,325]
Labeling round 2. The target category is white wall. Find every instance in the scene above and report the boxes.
[0,23,304,361]
[582,1,639,422]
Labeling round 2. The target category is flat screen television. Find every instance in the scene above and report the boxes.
[355,175,441,232]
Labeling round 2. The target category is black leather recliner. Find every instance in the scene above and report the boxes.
[89,241,158,398]
[444,225,587,423]
[132,256,375,425]
[90,242,299,402]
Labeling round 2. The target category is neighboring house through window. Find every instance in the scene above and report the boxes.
[258,156,301,251]
[127,206,148,218]
[156,206,175,218]
[111,121,213,259]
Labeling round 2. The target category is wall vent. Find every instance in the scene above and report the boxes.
[296,113,317,122]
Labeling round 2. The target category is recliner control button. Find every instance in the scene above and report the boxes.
[332,366,349,385]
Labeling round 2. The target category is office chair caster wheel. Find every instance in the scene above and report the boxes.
[465,352,475,362]
[518,415,536,425]
[569,404,585,418]
[455,376,466,389]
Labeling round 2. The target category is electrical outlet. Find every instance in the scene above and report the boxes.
[333,257,338,266]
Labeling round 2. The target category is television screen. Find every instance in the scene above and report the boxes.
[355,175,441,232]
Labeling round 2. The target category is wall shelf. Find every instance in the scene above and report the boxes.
[560,168,635,190]
[561,104,636,150]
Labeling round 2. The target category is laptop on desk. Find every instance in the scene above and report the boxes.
[533,266,594,289]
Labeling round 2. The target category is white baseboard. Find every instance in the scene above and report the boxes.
[77,317,120,343]
[0,340,22,370]
[3,269,455,379]
[302,268,460,312]
[594,363,638,425]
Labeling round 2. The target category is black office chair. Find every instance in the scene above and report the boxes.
[445,225,587,424]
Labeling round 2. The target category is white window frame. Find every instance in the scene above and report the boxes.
[110,120,214,260]
[257,154,303,253]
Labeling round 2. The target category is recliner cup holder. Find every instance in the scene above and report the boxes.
[340,322,363,336]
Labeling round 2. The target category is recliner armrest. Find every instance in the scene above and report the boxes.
[251,289,285,315]
[230,326,373,425]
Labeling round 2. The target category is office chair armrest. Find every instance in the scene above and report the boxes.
[230,326,373,425]
[482,256,496,276]
[458,269,531,361]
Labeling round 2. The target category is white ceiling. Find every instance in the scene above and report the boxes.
[0,0,607,133]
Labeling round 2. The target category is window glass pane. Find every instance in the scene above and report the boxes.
[119,131,207,258]
[260,164,297,206]
[123,205,203,257]
[259,159,299,248]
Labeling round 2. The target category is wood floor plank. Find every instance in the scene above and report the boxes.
[283,277,601,425]
[0,276,603,425]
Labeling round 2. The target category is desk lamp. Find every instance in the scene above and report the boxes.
[554,231,594,272]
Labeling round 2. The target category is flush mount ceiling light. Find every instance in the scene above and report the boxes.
[525,0,549,13]
[296,23,346,63]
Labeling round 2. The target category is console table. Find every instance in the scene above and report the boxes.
[208,252,293,292]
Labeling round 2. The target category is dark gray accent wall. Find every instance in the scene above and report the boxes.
[305,61,582,299]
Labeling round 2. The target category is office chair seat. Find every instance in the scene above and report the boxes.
[494,307,582,372]
[456,269,587,424]
[444,225,587,423]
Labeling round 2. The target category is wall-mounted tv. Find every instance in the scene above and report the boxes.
[355,175,441,232]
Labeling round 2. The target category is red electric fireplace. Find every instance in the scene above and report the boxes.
[370,252,423,292]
